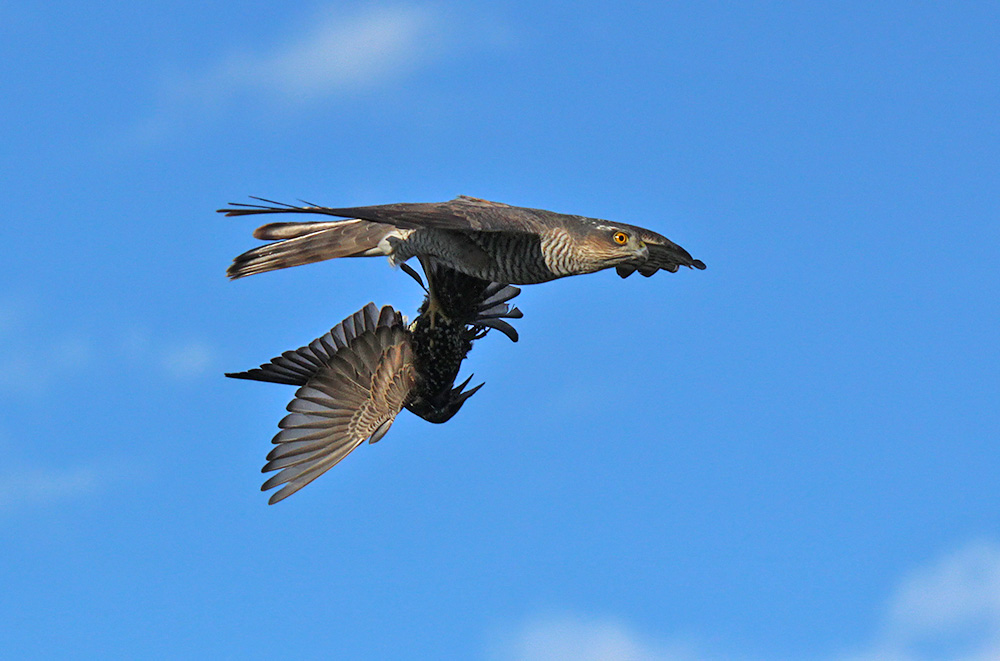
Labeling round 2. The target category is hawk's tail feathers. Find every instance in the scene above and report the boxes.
[227,219,400,279]
[218,197,346,218]
[251,220,346,240]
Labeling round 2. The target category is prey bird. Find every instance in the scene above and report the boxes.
[221,195,705,283]
[227,258,523,504]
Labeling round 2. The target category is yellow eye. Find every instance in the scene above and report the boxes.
[613,231,628,245]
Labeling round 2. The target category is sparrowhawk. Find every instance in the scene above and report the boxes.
[221,195,705,283]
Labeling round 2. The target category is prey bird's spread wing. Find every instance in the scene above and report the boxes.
[225,304,397,386]
[226,264,526,503]
[227,303,416,504]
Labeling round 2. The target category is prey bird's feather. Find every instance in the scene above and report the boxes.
[227,263,525,503]
[249,305,416,504]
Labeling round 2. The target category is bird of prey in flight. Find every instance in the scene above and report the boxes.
[224,196,705,503]
[221,195,705,282]
[227,259,523,504]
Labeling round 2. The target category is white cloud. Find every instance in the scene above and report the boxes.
[248,6,432,97]
[132,3,461,140]
[839,541,1000,661]
[0,465,102,511]
[0,314,216,395]
[490,613,704,661]
[161,340,216,379]
[493,542,1000,661]
[0,333,95,396]
[0,460,146,513]
[189,4,437,101]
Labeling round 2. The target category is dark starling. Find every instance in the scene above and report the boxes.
[226,260,522,504]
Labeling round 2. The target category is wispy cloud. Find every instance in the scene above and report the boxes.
[0,334,95,396]
[0,458,149,513]
[0,464,107,511]
[493,542,1000,661]
[0,307,217,396]
[160,340,216,380]
[840,541,1000,661]
[186,4,437,100]
[490,613,703,661]
[133,3,470,140]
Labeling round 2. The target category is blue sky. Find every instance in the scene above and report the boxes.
[3,1,999,659]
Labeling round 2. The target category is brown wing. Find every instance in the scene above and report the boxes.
[225,304,399,384]
[220,195,554,234]
[228,304,417,504]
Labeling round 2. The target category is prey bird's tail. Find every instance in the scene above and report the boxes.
[419,258,524,342]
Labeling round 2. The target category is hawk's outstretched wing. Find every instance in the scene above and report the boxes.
[228,303,416,504]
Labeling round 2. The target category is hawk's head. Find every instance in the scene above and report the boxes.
[581,225,650,269]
